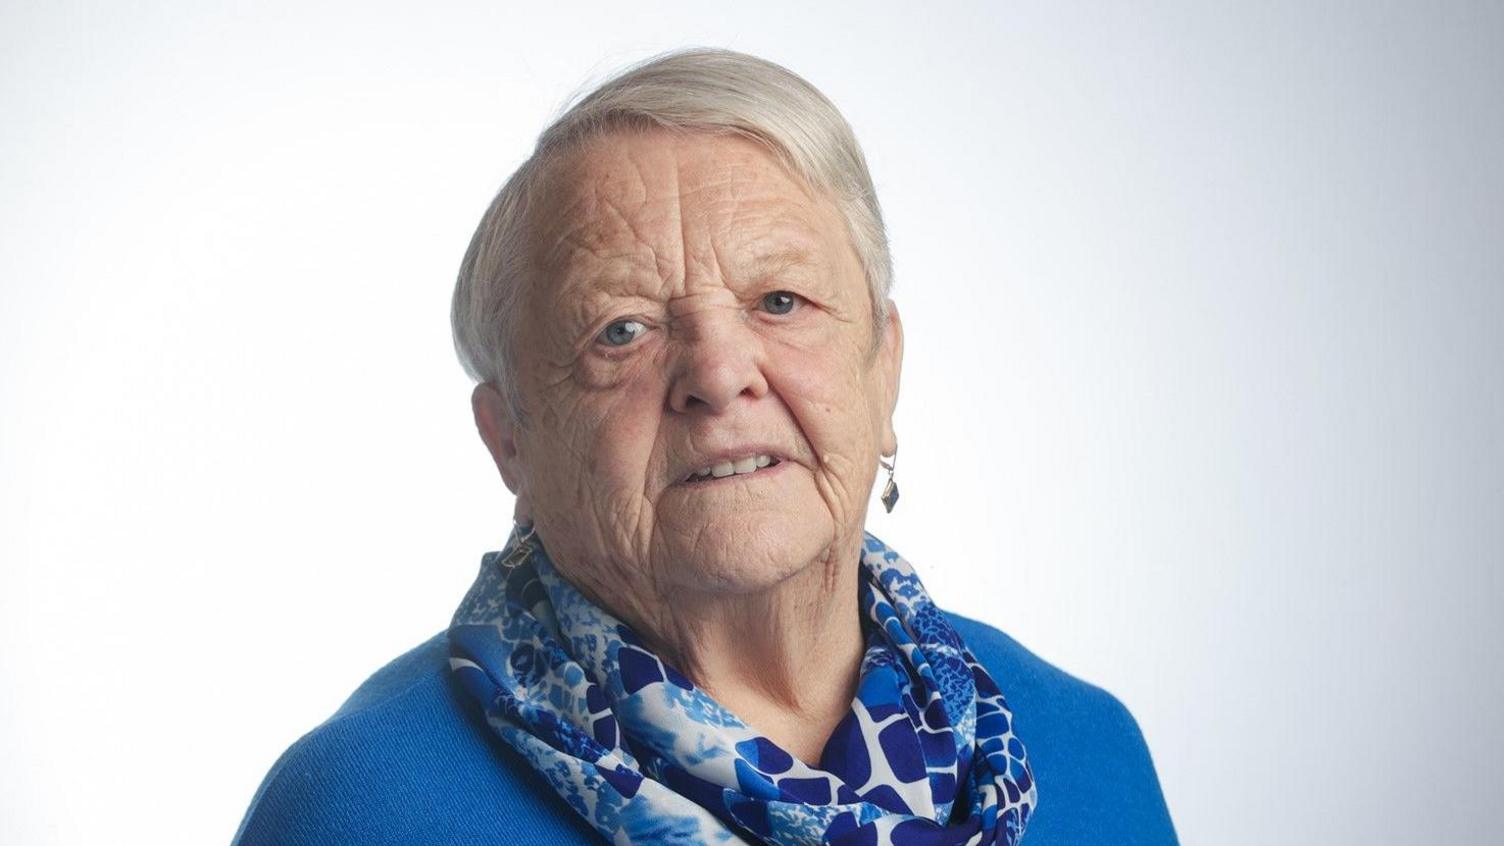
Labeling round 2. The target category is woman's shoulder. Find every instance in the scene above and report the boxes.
[944,610,1137,718]
[231,633,601,845]
[944,611,1179,845]
[234,621,1177,845]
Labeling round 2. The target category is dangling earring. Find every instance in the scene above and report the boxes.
[879,453,899,513]
[499,521,538,570]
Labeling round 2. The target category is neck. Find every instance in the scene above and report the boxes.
[639,541,866,766]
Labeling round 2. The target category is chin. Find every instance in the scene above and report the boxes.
[659,514,832,595]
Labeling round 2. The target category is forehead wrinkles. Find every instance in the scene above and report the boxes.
[532,133,834,301]
[534,161,667,281]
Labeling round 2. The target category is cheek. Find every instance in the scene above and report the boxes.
[574,334,667,391]
[536,352,668,492]
[767,340,881,462]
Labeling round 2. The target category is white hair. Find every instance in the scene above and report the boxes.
[450,47,893,420]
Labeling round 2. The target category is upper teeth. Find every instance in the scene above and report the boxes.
[687,454,775,481]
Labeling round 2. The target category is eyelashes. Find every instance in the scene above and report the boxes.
[597,318,648,347]
[759,290,805,316]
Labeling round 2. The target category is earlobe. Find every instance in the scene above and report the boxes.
[879,300,903,457]
[472,382,525,496]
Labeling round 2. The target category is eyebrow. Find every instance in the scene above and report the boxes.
[549,242,658,301]
[549,241,826,319]
[742,246,821,280]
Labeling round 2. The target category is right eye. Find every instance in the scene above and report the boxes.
[597,319,648,347]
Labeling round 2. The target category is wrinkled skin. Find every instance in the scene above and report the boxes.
[473,128,902,761]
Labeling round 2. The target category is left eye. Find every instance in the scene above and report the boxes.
[598,319,647,347]
[760,291,803,315]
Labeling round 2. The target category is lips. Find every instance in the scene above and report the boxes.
[682,453,783,483]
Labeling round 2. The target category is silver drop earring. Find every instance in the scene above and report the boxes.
[500,521,538,570]
[879,453,899,513]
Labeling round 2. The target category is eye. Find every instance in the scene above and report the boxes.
[760,290,803,316]
[597,318,648,347]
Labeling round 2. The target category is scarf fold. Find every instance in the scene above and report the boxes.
[448,530,1037,845]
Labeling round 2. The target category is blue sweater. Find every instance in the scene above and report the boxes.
[233,614,1177,844]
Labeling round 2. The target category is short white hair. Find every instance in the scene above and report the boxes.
[450,47,893,419]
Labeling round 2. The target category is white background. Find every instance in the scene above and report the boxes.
[3,2,1500,843]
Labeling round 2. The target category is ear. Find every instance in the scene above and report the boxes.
[876,300,903,457]
[471,382,532,522]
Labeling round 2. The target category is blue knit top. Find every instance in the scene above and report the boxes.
[232,614,1177,844]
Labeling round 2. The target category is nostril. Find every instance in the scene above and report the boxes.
[670,390,712,415]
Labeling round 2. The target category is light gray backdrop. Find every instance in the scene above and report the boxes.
[2,1,1500,843]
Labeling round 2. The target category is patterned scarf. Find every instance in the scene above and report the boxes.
[448,530,1037,845]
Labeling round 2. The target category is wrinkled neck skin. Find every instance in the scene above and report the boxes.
[561,529,867,767]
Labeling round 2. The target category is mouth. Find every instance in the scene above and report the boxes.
[680,454,785,485]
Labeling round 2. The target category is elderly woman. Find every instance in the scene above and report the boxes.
[235,49,1175,845]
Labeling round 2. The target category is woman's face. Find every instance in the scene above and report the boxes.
[481,128,901,612]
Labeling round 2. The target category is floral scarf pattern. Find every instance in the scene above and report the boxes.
[448,530,1036,845]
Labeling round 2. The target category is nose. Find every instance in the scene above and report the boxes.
[667,319,769,414]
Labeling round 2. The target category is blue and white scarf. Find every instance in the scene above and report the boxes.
[448,530,1037,845]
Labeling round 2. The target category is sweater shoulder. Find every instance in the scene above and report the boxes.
[944,611,1127,719]
[232,632,599,845]
[944,611,1179,845]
